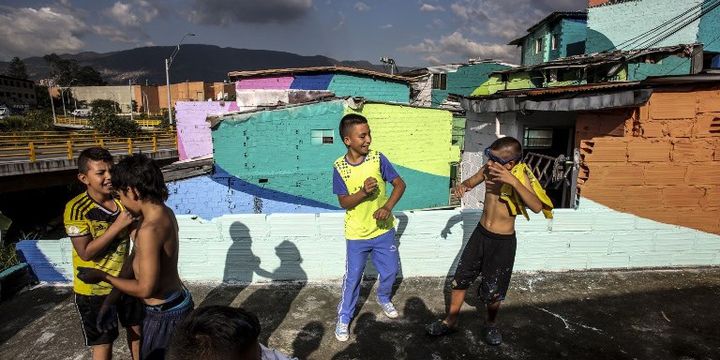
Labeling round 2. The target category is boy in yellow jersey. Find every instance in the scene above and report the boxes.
[332,114,406,342]
[426,136,553,345]
[64,147,142,360]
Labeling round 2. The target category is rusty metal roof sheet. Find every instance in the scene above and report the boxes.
[228,66,411,83]
[495,44,698,74]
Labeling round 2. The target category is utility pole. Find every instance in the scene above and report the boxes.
[129,79,134,121]
[165,33,196,125]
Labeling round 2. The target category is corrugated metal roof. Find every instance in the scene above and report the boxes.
[228,66,411,83]
[496,44,697,74]
[499,81,642,97]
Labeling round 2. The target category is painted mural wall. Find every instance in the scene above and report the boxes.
[586,0,717,53]
[430,63,510,107]
[176,101,239,160]
[166,99,457,218]
[577,87,720,235]
[235,73,410,104]
[19,198,720,284]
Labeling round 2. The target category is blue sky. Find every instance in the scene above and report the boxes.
[0,0,586,66]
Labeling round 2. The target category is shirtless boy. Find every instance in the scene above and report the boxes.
[78,154,192,359]
[426,136,552,345]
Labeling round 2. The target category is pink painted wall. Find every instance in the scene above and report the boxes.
[176,101,239,160]
[235,76,294,90]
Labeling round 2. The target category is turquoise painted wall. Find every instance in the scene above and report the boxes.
[586,0,703,54]
[213,100,346,209]
[560,19,587,57]
[698,0,720,53]
[327,74,409,103]
[519,18,587,66]
[212,100,453,213]
[430,63,510,106]
[627,54,692,80]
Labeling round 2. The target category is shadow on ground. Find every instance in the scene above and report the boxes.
[2,270,719,359]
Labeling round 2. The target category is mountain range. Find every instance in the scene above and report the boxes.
[0,44,409,85]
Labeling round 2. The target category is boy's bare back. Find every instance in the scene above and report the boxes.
[132,205,183,306]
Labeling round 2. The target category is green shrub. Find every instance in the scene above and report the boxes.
[89,100,139,137]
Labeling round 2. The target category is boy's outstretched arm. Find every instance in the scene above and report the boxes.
[374,176,406,220]
[455,164,487,198]
[487,163,543,213]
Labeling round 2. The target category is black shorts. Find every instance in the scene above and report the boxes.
[452,224,517,303]
[74,293,144,346]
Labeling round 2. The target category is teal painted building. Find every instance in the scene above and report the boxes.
[586,0,720,71]
[509,12,588,66]
[230,66,411,104]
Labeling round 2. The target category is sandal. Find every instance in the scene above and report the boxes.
[425,319,456,336]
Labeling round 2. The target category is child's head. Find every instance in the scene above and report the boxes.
[167,306,262,360]
[77,147,114,196]
[339,113,371,155]
[110,153,168,214]
[485,136,523,170]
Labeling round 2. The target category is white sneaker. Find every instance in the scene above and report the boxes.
[378,300,399,319]
[335,321,349,341]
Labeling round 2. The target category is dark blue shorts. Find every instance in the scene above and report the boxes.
[141,288,194,360]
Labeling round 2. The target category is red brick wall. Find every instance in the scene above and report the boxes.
[578,88,720,234]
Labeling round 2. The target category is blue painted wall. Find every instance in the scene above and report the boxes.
[290,74,334,90]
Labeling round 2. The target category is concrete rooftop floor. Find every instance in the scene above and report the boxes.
[1,268,719,360]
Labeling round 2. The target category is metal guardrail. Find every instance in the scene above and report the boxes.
[0,130,177,163]
[54,116,164,127]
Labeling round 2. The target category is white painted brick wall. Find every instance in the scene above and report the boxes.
[18,200,720,284]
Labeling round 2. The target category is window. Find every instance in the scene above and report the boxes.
[523,128,553,149]
[311,129,334,145]
[431,73,447,90]
[534,38,543,54]
[551,34,559,50]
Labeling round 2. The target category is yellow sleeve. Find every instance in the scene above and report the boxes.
[64,200,90,237]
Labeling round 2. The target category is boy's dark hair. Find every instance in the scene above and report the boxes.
[78,147,113,174]
[489,136,523,159]
[110,153,169,202]
[167,306,262,360]
[339,113,368,139]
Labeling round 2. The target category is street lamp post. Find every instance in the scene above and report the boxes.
[165,33,196,125]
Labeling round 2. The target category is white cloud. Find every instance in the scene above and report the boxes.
[354,2,370,12]
[106,1,159,27]
[420,3,445,12]
[400,31,518,64]
[380,24,393,30]
[0,6,89,59]
[448,0,585,42]
[332,11,345,31]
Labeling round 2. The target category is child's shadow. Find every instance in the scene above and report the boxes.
[241,240,308,345]
[199,221,257,307]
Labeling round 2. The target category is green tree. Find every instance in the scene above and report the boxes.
[0,110,53,132]
[43,53,105,86]
[5,57,28,80]
[89,99,139,137]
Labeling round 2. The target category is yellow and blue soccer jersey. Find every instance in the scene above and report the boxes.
[63,192,130,296]
[333,150,400,240]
